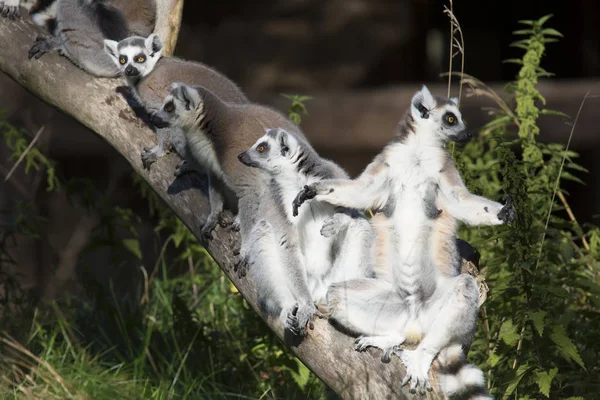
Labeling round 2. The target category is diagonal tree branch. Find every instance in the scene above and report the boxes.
[0,17,456,400]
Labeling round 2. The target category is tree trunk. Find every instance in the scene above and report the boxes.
[0,14,455,400]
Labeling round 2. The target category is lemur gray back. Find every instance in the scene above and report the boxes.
[54,0,155,76]
[136,56,248,111]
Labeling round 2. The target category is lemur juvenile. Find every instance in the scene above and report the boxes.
[293,86,514,398]
[27,0,156,78]
[103,34,249,239]
[152,83,321,336]
[238,128,374,306]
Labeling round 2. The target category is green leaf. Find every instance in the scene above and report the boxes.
[537,14,554,26]
[513,29,534,35]
[550,325,585,369]
[122,238,142,260]
[499,319,520,346]
[534,368,558,397]
[539,109,568,117]
[503,58,524,65]
[503,364,532,399]
[542,28,563,37]
[530,311,546,336]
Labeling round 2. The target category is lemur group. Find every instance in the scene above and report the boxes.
[2,0,516,398]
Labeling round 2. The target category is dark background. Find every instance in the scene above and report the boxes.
[0,0,598,298]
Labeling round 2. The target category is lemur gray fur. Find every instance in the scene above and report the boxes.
[293,86,514,398]
[27,0,156,78]
[152,83,322,336]
[238,128,374,307]
[0,0,56,30]
[103,34,249,239]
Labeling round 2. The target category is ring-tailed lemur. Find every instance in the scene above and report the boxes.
[152,83,321,336]
[27,0,156,78]
[293,86,514,398]
[103,34,249,239]
[238,128,374,306]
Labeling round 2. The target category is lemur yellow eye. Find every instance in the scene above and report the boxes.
[164,103,174,112]
[137,56,146,63]
[119,57,126,64]
[257,145,266,153]
[445,113,457,125]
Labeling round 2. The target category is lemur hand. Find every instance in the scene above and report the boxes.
[498,195,516,224]
[292,185,317,217]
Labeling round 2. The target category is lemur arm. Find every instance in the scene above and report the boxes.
[293,154,392,214]
[438,157,514,225]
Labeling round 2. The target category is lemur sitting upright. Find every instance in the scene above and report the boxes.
[293,86,514,398]
[238,128,374,306]
[151,83,322,336]
[27,0,156,77]
[103,34,249,239]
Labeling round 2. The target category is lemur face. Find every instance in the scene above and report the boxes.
[151,83,203,131]
[238,128,296,173]
[410,86,471,145]
[104,34,163,80]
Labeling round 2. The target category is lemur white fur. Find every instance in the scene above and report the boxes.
[103,34,248,239]
[153,83,322,337]
[0,0,56,26]
[27,0,156,78]
[294,86,514,398]
[238,128,374,306]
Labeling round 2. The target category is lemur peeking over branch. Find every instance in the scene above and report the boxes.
[238,128,374,307]
[27,0,156,77]
[293,86,514,399]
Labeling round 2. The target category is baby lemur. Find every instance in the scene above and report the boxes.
[293,86,514,398]
[152,83,322,336]
[103,34,249,239]
[28,0,156,77]
[238,128,374,306]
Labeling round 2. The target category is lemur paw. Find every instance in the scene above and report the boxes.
[174,160,194,177]
[320,215,343,237]
[28,36,56,60]
[354,335,401,363]
[233,255,248,278]
[400,350,433,395]
[0,2,20,19]
[230,214,241,232]
[201,213,221,241]
[498,195,516,224]
[292,185,317,217]
[284,303,321,336]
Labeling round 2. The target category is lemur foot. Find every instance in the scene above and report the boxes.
[141,145,167,170]
[320,214,344,237]
[233,255,248,278]
[400,350,433,395]
[354,335,403,363]
[201,211,223,241]
[230,214,241,232]
[498,195,516,224]
[174,160,195,177]
[284,303,323,336]
[292,185,317,217]
[0,1,19,19]
[217,212,233,229]
[28,36,58,60]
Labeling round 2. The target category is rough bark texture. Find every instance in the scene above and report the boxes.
[0,17,453,400]
[154,0,184,56]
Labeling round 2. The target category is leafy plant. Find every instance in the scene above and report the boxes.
[281,94,312,126]
[454,15,600,399]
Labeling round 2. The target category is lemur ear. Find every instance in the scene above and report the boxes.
[174,83,201,111]
[450,97,459,106]
[277,129,291,155]
[411,85,436,120]
[103,40,119,62]
[146,34,163,57]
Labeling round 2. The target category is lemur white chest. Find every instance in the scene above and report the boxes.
[185,126,223,179]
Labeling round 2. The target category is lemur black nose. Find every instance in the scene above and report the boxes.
[237,152,245,161]
[124,65,139,76]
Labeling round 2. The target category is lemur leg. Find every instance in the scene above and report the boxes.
[141,127,175,169]
[400,274,479,395]
[328,214,374,283]
[28,35,60,59]
[0,0,20,19]
[200,173,231,240]
[327,278,408,362]
[320,207,351,238]
[247,220,320,336]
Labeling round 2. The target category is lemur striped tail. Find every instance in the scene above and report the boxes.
[433,344,493,400]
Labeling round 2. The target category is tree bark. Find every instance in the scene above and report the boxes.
[0,17,454,400]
